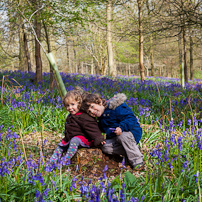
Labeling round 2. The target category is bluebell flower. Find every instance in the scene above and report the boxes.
[134,197,140,202]
[103,172,107,179]
[80,184,89,197]
[35,190,45,202]
[177,136,183,151]
[196,135,202,150]
[182,161,189,172]
[163,153,169,162]
[0,125,4,131]
[34,173,45,186]
[44,139,47,146]
[130,197,135,202]
[88,179,92,185]
[0,160,10,177]
[72,176,77,189]
[122,157,126,169]
[187,119,191,125]
[190,144,194,149]
[120,187,125,202]
[194,171,199,183]
[169,118,174,131]
[103,165,108,172]
[168,162,173,169]
[43,188,50,198]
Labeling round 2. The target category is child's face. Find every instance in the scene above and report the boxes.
[64,98,80,115]
[87,102,105,117]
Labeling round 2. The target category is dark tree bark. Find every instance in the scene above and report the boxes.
[150,35,154,76]
[19,17,27,71]
[35,18,42,82]
[43,21,54,91]
[182,26,188,83]
[23,25,32,72]
[34,0,42,82]
[189,35,194,80]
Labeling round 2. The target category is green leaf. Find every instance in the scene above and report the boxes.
[124,171,137,186]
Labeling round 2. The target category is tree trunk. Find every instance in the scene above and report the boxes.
[23,25,31,72]
[182,26,188,83]
[150,35,154,76]
[91,58,94,74]
[74,44,77,73]
[29,34,35,71]
[43,21,54,91]
[170,59,174,78]
[178,31,185,87]
[67,39,73,73]
[189,35,194,80]
[34,12,42,82]
[19,17,27,71]
[66,38,69,72]
[128,64,131,76]
[81,61,83,74]
[107,0,116,76]
[178,32,182,74]
[137,0,145,82]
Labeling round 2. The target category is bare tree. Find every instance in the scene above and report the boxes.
[107,0,116,76]
[189,30,194,80]
[137,0,145,82]
[23,24,32,72]
[43,21,54,90]
[34,0,42,82]
[19,16,27,71]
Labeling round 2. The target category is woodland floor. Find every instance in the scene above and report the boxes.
[22,131,149,181]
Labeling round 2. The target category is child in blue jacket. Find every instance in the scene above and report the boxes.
[81,93,143,169]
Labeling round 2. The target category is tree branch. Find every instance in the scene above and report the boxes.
[17,5,47,55]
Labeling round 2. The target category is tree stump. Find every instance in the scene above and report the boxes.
[70,147,128,178]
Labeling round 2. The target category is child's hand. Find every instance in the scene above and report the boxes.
[101,141,106,145]
[114,127,122,135]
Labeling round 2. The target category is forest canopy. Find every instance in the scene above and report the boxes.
[0,0,202,81]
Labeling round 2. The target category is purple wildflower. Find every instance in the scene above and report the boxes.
[103,165,108,172]
[168,162,173,169]
[182,161,189,172]
[122,157,126,169]
[177,136,183,151]
[194,171,199,183]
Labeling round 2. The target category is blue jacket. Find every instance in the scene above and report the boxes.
[99,94,142,144]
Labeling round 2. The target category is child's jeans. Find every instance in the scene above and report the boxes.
[101,131,143,166]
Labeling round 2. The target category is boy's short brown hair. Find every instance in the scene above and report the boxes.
[81,93,107,112]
